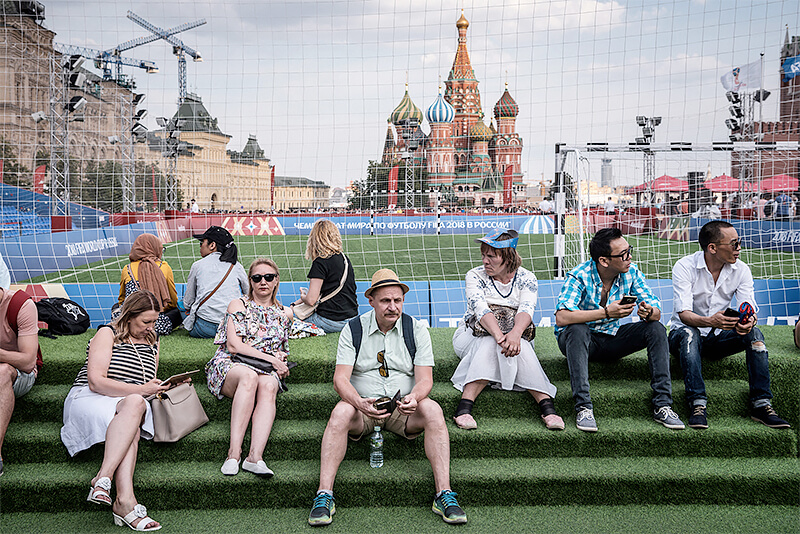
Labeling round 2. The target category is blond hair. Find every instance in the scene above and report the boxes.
[248,258,281,307]
[111,290,161,345]
[305,219,343,260]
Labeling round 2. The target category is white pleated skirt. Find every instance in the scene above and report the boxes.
[61,385,154,457]
[450,324,557,397]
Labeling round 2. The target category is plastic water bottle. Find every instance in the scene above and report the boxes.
[369,426,384,468]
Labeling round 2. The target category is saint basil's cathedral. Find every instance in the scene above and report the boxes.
[380,12,524,208]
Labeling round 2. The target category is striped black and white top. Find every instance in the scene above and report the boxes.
[72,325,158,388]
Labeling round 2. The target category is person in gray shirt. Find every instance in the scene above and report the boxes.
[183,226,248,337]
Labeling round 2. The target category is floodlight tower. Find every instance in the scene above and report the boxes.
[634,115,661,186]
[126,11,206,103]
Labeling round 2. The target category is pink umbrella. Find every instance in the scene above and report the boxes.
[627,175,688,193]
[704,174,753,192]
[756,174,798,192]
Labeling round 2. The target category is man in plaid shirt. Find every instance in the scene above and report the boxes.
[554,228,684,432]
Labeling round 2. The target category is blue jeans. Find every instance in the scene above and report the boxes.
[189,316,220,338]
[557,321,673,411]
[668,325,772,407]
[305,312,353,334]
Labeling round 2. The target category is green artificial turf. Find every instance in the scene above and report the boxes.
[2,505,797,534]
[26,233,798,284]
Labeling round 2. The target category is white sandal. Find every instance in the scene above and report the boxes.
[112,504,162,531]
[87,476,112,506]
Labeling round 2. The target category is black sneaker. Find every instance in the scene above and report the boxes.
[432,490,467,524]
[688,404,708,429]
[308,492,335,526]
[751,405,790,429]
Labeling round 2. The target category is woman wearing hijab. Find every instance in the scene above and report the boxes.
[118,233,179,336]
[183,226,249,338]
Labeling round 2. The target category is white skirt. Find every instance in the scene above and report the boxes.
[61,385,154,457]
[450,324,557,397]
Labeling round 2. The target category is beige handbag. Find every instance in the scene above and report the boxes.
[150,383,209,443]
[292,255,349,320]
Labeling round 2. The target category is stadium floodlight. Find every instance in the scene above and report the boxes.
[636,115,646,126]
[131,122,147,135]
[753,89,770,102]
[67,72,86,88]
[64,95,86,113]
[133,109,147,120]
[635,137,648,144]
[652,117,662,126]
[725,91,741,104]
[31,111,46,123]
[156,116,167,127]
[725,118,740,130]
[642,127,654,138]
[61,54,84,71]
[729,133,743,141]
[132,93,146,105]
[728,105,743,118]
[108,135,120,144]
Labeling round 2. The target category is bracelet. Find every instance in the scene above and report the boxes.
[603,306,609,319]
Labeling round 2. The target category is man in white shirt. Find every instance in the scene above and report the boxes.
[190,199,200,214]
[668,220,789,430]
[603,197,616,215]
[538,197,553,214]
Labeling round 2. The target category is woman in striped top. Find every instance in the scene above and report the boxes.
[61,291,169,532]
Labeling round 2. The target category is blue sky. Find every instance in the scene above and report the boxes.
[43,0,799,188]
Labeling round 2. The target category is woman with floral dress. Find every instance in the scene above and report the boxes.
[450,229,564,431]
[205,258,293,477]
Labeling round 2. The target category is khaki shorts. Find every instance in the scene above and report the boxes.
[350,408,422,441]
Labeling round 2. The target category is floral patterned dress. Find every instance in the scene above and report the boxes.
[205,298,291,399]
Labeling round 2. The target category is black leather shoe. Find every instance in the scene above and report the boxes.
[751,405,790,429]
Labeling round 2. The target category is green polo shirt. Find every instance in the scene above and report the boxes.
[336,309,434,399]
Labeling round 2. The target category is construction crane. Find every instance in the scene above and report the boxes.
[125,11,206,103]
[52,43,158,88]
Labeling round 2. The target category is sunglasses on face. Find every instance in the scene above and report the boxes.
[607,247,633,260]
[250,273,277,283]
[715,239,741,250]
[377,350,389,377]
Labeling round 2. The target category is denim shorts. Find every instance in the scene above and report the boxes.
[12,368,36,397]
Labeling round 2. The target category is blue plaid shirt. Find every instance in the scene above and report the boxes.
[554,259,660,338]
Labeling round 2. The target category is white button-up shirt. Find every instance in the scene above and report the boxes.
[669,250,758,336]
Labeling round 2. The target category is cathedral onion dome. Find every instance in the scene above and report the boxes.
[456,11,469,29]
[426,90,455,123]
[389,85,424,125]
[469,118,492,141]
[494,85,519,118]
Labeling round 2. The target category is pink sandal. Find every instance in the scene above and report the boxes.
[87,476,112,506]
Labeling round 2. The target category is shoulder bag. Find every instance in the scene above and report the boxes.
[466,304,536,341]
[149,382,209,443]
[292,255,349,321]
[184,262,235,331]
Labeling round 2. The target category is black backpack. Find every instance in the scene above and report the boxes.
[348,313,417,363]
[35,297,91,336]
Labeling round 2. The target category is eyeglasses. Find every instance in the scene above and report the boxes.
[250,273,277,283]
[377,350,388,377]
[715,239,741,250]
[607,247,633,260]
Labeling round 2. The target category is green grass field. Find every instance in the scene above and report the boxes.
[26,233,800,285]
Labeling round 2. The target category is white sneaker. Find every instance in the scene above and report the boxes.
[221,458,240,476]
[242,459,274,478]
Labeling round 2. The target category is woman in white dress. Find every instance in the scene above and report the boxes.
[451,229,564,431]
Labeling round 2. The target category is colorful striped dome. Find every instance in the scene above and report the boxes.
[389,86,424,125]
[469,119,492,141]
[426,90,455,123]
[494,87,519,118]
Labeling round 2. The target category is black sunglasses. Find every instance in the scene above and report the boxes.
[714,239,741,250]
[607,247,633,260]
[250,273,277,283]
[377,350,389,377]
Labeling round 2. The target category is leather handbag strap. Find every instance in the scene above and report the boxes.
[195,263,235,311]
[316,255,349,305]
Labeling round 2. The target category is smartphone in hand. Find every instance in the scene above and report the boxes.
[619,295,637,305]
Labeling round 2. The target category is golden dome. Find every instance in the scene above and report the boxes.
[456,12,469,29]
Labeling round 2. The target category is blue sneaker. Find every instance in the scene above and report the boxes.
[308,492,335,527]
[654,406,685,429]
[576,407,597,432]
[432,490,467,524]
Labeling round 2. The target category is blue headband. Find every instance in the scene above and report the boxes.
[475,228,519,249]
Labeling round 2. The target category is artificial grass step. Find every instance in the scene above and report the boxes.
[6,416,796,466]
[35,326,800,387]
[2,457,798,513]
[13,379,780,425]
[2,505,798,534]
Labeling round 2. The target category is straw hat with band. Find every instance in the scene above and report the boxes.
[364,268,409,298]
